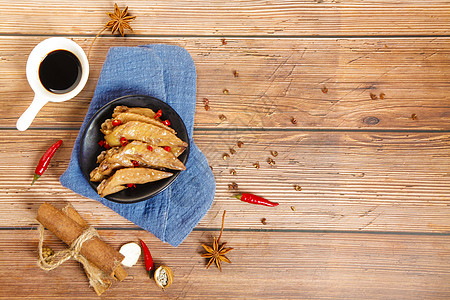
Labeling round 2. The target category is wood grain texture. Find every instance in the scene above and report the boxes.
[1,130,448,232]
[1,1,449,298]
[1,37,449,130]
[0,229,448,299]
[0,1,449,36]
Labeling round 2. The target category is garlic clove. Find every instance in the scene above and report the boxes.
[119,242,141,267]
[154,265,173,289]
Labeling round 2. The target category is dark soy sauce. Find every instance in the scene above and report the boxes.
[38,50,81,94]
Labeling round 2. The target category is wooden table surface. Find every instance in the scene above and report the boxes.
[1,1,449,299]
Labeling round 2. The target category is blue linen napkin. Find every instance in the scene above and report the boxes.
[60,44,215,247]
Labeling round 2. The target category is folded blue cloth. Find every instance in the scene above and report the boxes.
[60,44,215,247]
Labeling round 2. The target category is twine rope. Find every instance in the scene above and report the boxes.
[37,224,100,271]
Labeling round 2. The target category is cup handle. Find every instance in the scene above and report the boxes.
[16,96,48,131]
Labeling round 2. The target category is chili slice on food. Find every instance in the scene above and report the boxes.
[154,109,162,119]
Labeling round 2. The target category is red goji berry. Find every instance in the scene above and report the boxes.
[164,146,171,152]
[98,140,105,147]
[126,183,136,188]
[132,160,139,167]
[147,145,153,151]
[104,142,111,149]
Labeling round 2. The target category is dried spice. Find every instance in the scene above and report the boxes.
[235,193,279,207]
[221,38,227,45]
[32,140,63,186]
[201,211,233,271]
[229,148,237,155]
[230,169,236,175]
[237,141,244,148]
[219,114,227,121]
[291,117,297,124]
[228,182,238,190]
[379,92,385,100]
[270,150,278,157]
[154,265,174,290]
[41,246,54,261]
[261,218,267,225]
[290,206,296,211]
[88,3,136,57]
[370,93,378,100]
[203,98,210,111]
[223,89,229,95]
[222,153,230,160]
[321,86,328,94]
[294,184,302,191]
[233,70,239,77]
[253,162,260,169]
[411,113,418,120]
[267,157,275,166]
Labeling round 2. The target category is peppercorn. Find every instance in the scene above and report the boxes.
[267,157,275,166]
[41,246,54,261]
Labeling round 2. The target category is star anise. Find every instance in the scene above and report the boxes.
[201,211,233,271]
[88,3,136,57]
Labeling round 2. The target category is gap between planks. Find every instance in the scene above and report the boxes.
[2,227,449,237]
[1,33,450,39]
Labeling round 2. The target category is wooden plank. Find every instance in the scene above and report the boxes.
[1,36,449,130]
[1,1,449,36]
[0,130,448,232]
[0,229,448,299]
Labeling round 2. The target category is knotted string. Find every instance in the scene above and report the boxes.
[37,221,111,293]
[37,225,99,270]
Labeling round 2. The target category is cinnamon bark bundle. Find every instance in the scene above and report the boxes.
[36,203,127,295]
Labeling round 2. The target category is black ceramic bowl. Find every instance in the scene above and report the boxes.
[79,95,190,203]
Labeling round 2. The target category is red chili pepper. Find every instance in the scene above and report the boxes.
[120,137,128,146]
[154,109,162,119]
[126,183,136,188]
[31,140,63,186]
[164,146,171,152]
[132,160,139,167]
[140,240,154,277]
[147,145,153,151]
[162,119,171,126]
[234,193,279,207]
[104,141,111,149]
[98,140,105,147]
[112,119,122,126]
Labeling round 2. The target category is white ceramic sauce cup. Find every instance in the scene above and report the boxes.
[16,37,89,131]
